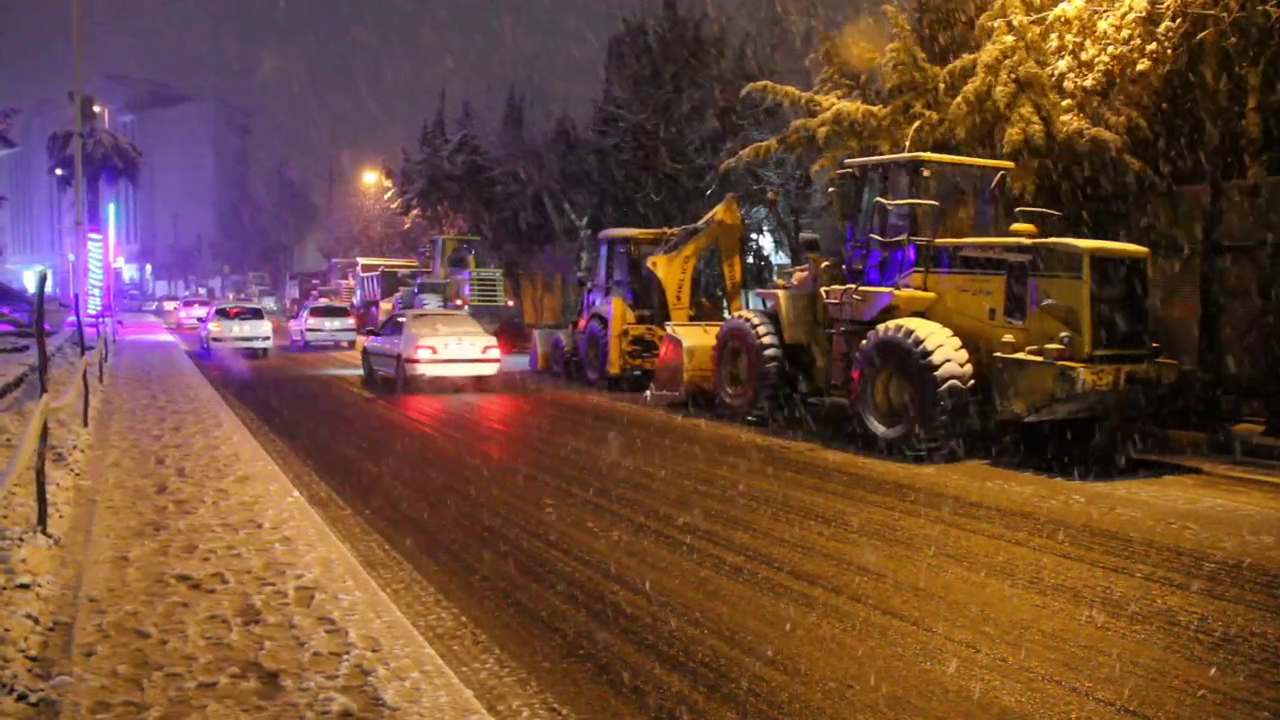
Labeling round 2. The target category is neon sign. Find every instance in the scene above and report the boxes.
[107,202,117,263]
[86,231,105,317]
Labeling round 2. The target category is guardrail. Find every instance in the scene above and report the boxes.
[0,270,114,534]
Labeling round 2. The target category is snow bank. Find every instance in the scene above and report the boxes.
[0,327,106,715]
[51,326,491,717]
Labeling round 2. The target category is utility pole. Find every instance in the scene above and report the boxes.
[71,0,85,301]
[324,154,335,260]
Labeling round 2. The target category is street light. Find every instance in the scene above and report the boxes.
[361,169,381,187]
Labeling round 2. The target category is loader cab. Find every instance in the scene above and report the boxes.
[419,236,481,279]
[589,229,669,323]
[829,152,1015,287]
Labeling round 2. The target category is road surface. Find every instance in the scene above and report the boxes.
[176,328,1280,719]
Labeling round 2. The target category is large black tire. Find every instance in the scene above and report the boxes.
[852,317,974,459]
[361,351,376,387]
[580,316,609,387]
[712,310,786,417]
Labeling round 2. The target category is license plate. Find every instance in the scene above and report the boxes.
[446,343,467,352]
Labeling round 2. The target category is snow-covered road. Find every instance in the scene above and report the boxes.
[50,316,491,718]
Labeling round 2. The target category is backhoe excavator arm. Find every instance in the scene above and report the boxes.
[644,194,747,323]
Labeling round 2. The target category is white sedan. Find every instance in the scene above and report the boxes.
[287,301,358,348]
[360,310,501,392]
[198,302,274,358]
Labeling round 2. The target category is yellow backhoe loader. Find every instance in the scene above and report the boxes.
[528,195,747,389]
[650,152,1180,462]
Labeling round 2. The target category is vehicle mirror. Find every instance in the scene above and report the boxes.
[361,328,379,337]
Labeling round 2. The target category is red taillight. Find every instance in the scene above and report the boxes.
[505,299,515,307]
[414,345,437,360]
[453,298,464,306]
[482,345,500,357]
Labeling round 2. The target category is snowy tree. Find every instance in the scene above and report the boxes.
[0,107,16,209]
[392,91,457,233]
[1042,0,1280,429]
[588,0,759,229]
[725,2,1162,222]
[261,163,320,283]
[46,93,143,233]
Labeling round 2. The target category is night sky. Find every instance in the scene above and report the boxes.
[0,0,855,186]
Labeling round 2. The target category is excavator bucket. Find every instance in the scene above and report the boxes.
[645,321,722,404]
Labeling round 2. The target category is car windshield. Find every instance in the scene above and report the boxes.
[308,305,351,318]
[409,313,484,334]
[214,305,265,321]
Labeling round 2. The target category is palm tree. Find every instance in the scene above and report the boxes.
[45,93,142,231]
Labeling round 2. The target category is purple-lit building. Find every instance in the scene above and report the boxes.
[0,76,252,301]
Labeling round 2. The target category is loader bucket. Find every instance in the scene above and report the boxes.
[646,322,722,405]
[528,328,565,372]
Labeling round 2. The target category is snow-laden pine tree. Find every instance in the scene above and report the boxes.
[725,1,1168,216]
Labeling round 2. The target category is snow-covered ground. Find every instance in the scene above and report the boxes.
[47,317,491,718]
[0,323,81,394]
[0,324,106,716]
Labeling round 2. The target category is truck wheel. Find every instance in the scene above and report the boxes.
[712,310,785,417]
[581,316,609,387]
[853,317,974,459]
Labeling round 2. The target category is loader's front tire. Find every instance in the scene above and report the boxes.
[581,316,609,387]
[712,310,785,417]
[853,317,974,460]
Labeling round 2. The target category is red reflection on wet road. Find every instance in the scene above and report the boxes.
[392,388,525,462]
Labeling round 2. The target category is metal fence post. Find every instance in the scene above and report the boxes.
[74,294,88,427]
[96,315,105,383]
[33,271,51,534]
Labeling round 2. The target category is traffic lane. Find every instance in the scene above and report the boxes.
[187,336,1280,719]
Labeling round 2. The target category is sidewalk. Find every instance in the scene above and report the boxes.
[51,317,490,718]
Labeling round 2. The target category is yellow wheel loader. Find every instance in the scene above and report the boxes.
[528,195,747,389]
[656,152,1180,461]
[414,235,515,331]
